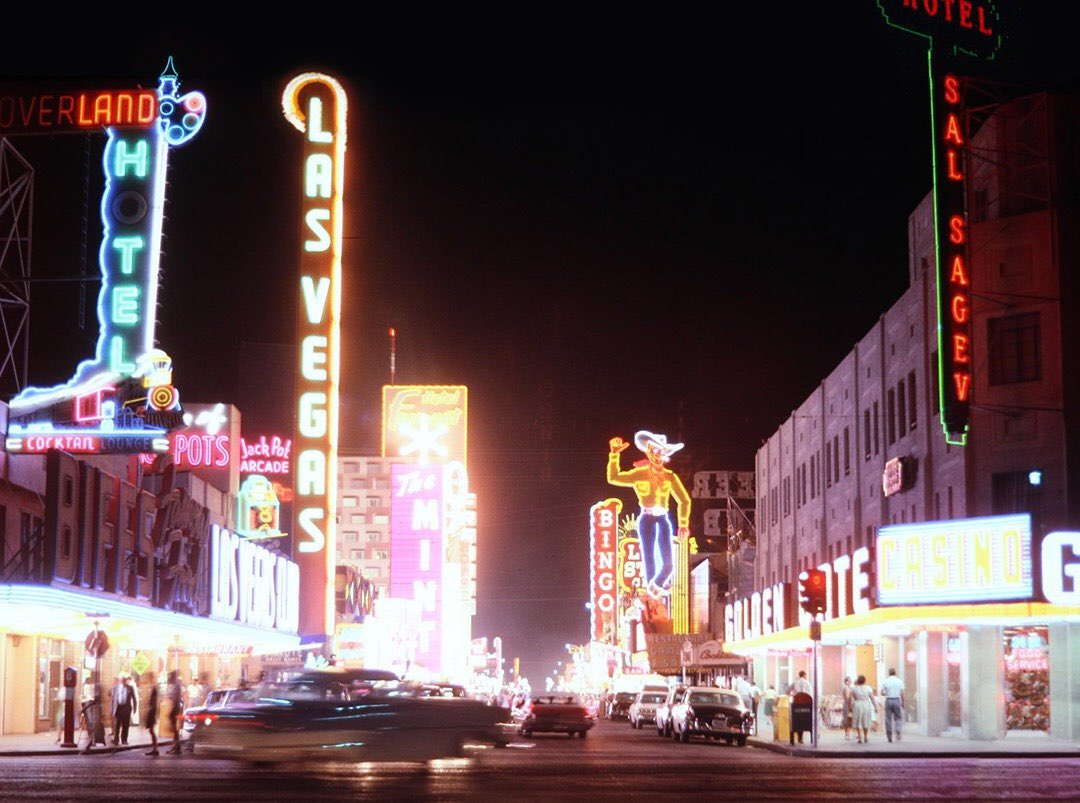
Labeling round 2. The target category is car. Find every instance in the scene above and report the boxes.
[181,687,244,747]
[189,668,514,762]
[519,695,595,739]
[421,683,470,699]
[669,687,754,746]
[605,691,636,721]
[655,685,686,737]
[628,689,668,729]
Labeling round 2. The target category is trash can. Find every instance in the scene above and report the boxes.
[774,694,790,742]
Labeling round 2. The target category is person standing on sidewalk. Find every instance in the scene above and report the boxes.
[850,675,875,744]
[841,677,853,740]
[166,671,184,754]
[111,673,136,746]
[144,673,160,756]
[880,668,905,742]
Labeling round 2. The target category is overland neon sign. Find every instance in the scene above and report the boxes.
[283,73,347,638]
[4,60,206,455]
[878,1,1003,447]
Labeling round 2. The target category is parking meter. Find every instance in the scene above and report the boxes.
[62,666,78,748]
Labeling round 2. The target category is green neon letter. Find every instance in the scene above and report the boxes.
[112,285,140,324]
[113,236,144,275]
[109,335,135,373]
[114,140,148,178]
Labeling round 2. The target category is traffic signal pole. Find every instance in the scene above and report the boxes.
[812,620,819,749]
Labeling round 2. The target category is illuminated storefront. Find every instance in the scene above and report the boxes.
[724,515,1080,742]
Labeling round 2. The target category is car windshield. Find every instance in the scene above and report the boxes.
[689,691,741,706]
[640,694,665,704]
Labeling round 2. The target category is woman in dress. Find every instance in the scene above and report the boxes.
[841,676,853,740]
[850,674,875,743]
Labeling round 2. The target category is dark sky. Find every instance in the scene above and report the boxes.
[3,9,1078,683]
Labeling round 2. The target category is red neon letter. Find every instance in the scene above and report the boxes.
[953,333,970,364]
[947,150,964,181]
[977,6,993,35]
[77,93,94,126]
[959,0,973,28]
[949,215,966,244]
[944,113,963,145]
[137,92,156,125]
[953,372,972,401]
[944,75,961,105]
[950,255,969,286]
[57,95,74,127]
[951,294,969,324]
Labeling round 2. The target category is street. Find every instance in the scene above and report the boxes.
[1,720,1078,801]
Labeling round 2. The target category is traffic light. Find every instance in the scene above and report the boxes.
[799,569,827,616]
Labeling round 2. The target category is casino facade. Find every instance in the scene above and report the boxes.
[723,92,1080,743]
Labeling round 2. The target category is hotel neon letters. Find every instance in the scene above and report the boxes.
[283,73,347,637]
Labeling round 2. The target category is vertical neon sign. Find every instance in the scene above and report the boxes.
[877,0,1002,446]
[283,74,347,638]
[590,498,621,644]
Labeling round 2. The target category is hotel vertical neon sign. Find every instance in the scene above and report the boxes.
[877,0,1002,446]
[283,74,347,638]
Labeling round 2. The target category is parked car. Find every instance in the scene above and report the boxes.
[606,691,636,721]
[669,687,754,746]
[655,685,686,737]
[628,689,668,729]
[519,695,595,739]
[190,668,514,762]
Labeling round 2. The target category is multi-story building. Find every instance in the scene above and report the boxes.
[725,92,1080,743]
[335,451,396,600]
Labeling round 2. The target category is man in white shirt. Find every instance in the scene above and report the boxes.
[880,668,905,742]
[788,670,812,696]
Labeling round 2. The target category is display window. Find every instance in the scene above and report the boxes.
[1003,625,1049,732]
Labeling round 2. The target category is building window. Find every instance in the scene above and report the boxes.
[350,549,362,559]
[843,428,850,475]
[863,409,871,461]
[824,442,832,488]
[342,496,358,508]
[368,532,381,543]
[908,371,917,430]
[991,471,1040,515]
[930,352,939,415]
[897,380,907,438]
[367,497,380,507]
[989,313,1041,385]
[873,401,880,455]
[375,549,389,561]
[344,461,359,473]
[783,478,791,517]
[947,486,954,519]
[810,457,816,500]
[887,389,897,446]
[832,435,840,483]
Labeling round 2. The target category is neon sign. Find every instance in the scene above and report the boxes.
[239,434,292,475]
[590,498,621,644]
[876,514,1033,605]
[0,89,158,135]
[877,0,1002,60]
[283,73,347,637]
[209,524,299,633]
[382,385,467,465]
[1041,531,1080,606]
[4,59,205,455]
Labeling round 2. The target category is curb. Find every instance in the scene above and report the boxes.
[747,737,1080,759]
[0,742,174,758]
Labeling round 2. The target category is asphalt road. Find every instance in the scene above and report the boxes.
[1,720,1077,801]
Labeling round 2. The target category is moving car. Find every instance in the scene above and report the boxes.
[519,695,595,739]
[655,685,686,737]
[628,689,668,729]
[181,687,244,748]
[669,687,754,746]
[190,668,514,762]
[606,691,636,721]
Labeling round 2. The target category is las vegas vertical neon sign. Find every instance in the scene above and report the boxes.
[283,74,347,637]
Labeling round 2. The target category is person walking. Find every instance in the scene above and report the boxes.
[788,670,812,696]
[111,672,136,746]
[850,675,875,744]
[880,668,905,742]
[144,672,161,756]
[841,677,854,740]
[166,671,184,754]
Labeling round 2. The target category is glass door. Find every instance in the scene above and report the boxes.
[945,633,963,731]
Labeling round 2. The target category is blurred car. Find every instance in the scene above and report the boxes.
[420,683,469,699]
[655,685,686,737]
[669,687,754,746]
[519,695,595,739]
[628,689,668,730]
[181,687,243,748]
[190,668,514,762]
[606,692,636,721]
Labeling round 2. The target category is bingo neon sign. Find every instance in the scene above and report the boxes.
[590,498,621,644]
[4,59,205,455]
[283,73,347,637]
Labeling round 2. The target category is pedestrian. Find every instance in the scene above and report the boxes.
[166,670,184,754]
[108,674,123,745]
[880,668,905,742]
[81,681,106,753]
[850,674,875,744]
[762,686,777,733]
[111,672,136,745]
[787,670,812,697]
[144,672,160,756]
[841,676,854,740]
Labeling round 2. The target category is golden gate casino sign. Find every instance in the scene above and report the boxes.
[590,499,621,644]
[283,74,347,638]
[878,0,1002,446]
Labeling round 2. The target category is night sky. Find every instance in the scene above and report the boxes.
[3,8,1078,684]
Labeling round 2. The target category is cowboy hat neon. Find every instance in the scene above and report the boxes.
[634,430,684,458]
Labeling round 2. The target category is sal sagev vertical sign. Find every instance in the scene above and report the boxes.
[283,73,347,638]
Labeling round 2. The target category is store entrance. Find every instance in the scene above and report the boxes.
[945,633,963,731]
[1003,625,1049,733]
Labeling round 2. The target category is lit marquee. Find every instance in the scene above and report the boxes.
[283,73,347,638]
[382,385,467,465]
[4,59,205,455]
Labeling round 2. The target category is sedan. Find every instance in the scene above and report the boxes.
[606,692,636,721]
[670,688,754,746]
[628,690,667,729]
[519,695,595,739]
[190,669,514,762]
[655,685,686,737]
[181,687,243,748]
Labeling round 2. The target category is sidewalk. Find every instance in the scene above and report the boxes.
[749,724,1080,758]
[0,728,173,757]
